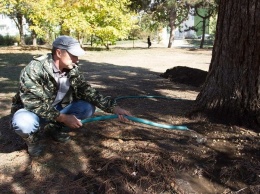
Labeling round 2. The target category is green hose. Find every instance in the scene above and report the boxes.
[81,95,189,131]
[81,115,188,130]
[115,95,181,101]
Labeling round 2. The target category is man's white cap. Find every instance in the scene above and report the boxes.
[52,35,85,56]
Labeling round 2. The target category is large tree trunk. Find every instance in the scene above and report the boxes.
[192,0,260,131]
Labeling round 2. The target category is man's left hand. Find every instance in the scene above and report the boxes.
[113,106,132,122]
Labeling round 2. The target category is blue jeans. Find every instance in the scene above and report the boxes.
[12,100,96,137]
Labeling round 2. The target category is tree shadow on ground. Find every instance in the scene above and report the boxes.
[0,53,33,93]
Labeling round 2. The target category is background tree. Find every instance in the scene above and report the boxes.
[1,0,134,47]
[51,0,92,38]
[138,12,163,43]
[150,0,190,48]
[129,25,142,48]
[130,0,202,48]
[25,0,57,45]
[88,0,133,49]
[24,0,93,44]
[128,0,151,12]
[193,1,218,48]
[192,0,260,131]
[1,0,59,45]
[1,0,28,45]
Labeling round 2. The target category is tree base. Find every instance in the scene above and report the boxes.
[188,108,260,132]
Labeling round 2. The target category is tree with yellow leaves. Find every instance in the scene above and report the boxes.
[1,0,135,48]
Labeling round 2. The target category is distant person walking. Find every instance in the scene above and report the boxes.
[147,36,151,48]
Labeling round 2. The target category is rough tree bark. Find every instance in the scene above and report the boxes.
[192,0,260,131]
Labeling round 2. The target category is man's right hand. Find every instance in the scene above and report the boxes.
[56,113,82,129]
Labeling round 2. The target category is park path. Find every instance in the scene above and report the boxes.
[82,42,212,73]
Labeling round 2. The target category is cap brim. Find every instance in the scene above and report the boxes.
[67,45,85,57]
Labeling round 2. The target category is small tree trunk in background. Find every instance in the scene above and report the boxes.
[16,12,25,45]
[32,30,37,46]
[192,0,260,131]
[167,10,176,48]
[91,35,93,46]
[199,18,206,49]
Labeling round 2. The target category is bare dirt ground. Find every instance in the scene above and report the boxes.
[0,40,259,194]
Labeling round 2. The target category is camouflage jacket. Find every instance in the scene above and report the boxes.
[11,54,117,122]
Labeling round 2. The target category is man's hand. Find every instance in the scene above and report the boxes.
[56,113,82,129]
[113,106,132,121]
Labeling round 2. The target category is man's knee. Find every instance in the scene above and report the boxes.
[61,100,95,117]
[12,109,40,137]
[76,100,96,119]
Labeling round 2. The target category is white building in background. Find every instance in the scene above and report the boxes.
[0,14,29,36]
[0,14,19,36]
[178,13,197,39]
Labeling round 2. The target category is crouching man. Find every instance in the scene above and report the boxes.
[11,35,131,157]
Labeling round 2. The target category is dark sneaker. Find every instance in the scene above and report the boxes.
[23,133,45,157]
[45,123,70,143]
